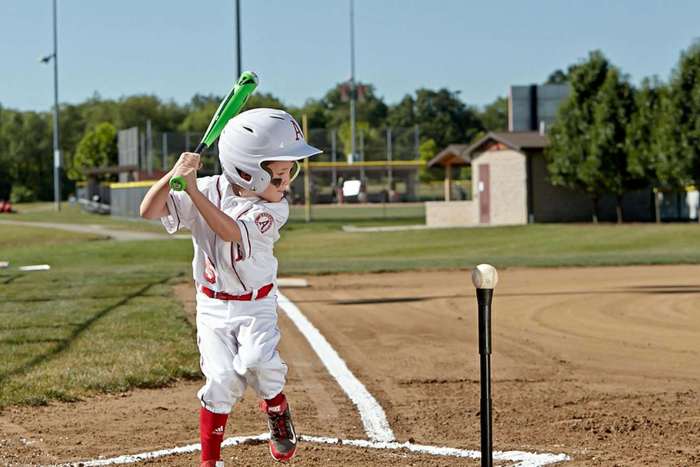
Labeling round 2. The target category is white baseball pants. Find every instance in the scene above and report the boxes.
[195,288,288,414]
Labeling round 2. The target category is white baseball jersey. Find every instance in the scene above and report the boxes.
[161,175,288,293]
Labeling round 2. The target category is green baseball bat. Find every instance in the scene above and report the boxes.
[169,70,259,191]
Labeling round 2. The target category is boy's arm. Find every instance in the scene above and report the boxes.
[140,152,200,220]
[139,169,175,219]
[185,186,242,243]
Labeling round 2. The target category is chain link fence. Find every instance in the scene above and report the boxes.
[117,124,458,204]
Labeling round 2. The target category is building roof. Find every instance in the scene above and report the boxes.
[466,131,549,157]
[427,144,471,168]
[429,132,549,168]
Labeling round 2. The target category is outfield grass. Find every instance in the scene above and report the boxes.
[288,202,425,222]
[0,226,198,408]
[11,203,165,233]
[277,222,700,273]
[11,202,424,232]
[3,207,700,407]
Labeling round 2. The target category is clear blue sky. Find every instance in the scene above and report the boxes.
[2,0,699,112]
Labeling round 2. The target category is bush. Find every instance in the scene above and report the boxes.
[10,185,36,203]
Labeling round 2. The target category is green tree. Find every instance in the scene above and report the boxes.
[0,105,13,200]
[546,69,568,84]
[479,96,508,132]
[115,95,184,132]
[547,50,613,222]
[246,92,286,111]
[665,41,700,186]
[588,68,636,223]
[626,78,673,222]
[387,88,483,150]
[418,138,441,182]
[315,83,388,160]
[289,98,327,130]
[337,120,382,160]
[179,92,287,133]
[178,94,221,133]
[1,110,53,201]
[322,82,388,130]
[69,122,117,180]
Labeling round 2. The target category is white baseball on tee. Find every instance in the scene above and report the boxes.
[161,175,288,293]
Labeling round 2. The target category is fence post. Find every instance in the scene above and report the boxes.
[162,132,168,170]
[387,127,393,194]
[146,119,153,174]
[139,130,146,175]
[331,129,337,187]
[359,129,365,181]
[414,124,420,158]
[303,115,311,222]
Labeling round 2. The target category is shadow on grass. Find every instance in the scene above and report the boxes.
[0,323,75,331]
[0,338,64,345]
[0,275,176,384]
[1,274,23,285]
[4,292,173,304]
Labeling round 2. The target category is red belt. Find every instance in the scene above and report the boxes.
[200,283,274,301]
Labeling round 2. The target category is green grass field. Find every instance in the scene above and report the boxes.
[11,203,165,233]
[0,225,199,408]
[2,205,700,407]
[288,202,425,222]
[277,222,700,273]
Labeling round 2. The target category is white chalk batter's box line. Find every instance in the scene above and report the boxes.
[58,433,569,467]
[59,292,570,467]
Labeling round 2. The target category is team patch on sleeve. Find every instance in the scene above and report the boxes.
[255,212,274,234]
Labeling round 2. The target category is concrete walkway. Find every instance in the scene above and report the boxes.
[0,219,190,241]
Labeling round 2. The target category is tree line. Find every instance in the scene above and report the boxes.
[547,43,700,223]
[2,40,700,213]
[0,83,504,202]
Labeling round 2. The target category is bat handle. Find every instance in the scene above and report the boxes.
[169,176,187,192]
[168,143,207,191]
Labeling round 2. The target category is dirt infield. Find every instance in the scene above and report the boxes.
[1,266,699,466]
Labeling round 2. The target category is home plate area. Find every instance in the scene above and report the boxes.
[60,289,569,466]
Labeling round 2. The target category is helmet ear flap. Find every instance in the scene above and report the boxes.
[236,168,252,182]
[290,161,301,183]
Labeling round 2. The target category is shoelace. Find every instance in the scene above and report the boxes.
[269,412,289,440]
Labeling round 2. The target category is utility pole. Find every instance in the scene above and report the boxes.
[49,0,61,211]
[235,0,241,77]
[349,0,357,168]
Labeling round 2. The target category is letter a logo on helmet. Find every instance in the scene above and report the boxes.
[290,119,303,141]
[218,108,322,192]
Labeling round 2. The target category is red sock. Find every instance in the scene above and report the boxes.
[263,392,287,412]
[200,407,228,462]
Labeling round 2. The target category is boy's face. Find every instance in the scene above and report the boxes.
[260,161,295,202]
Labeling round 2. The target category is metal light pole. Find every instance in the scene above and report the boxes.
[41,0,61,211]
[349,0,357,168]
[235,0,241,78]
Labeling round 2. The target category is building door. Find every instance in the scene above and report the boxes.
[479,164,490,224]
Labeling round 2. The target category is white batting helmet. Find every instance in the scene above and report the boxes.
[218,108,322,192]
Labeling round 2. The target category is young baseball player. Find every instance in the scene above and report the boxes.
[140,108,321,466]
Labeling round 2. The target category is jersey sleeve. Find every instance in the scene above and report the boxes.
[160,177,212,234]
[235,199,289,261]
[161,190,195,234]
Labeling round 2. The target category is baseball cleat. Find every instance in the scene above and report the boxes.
[200,461,224,467]
[260,394,297,462]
